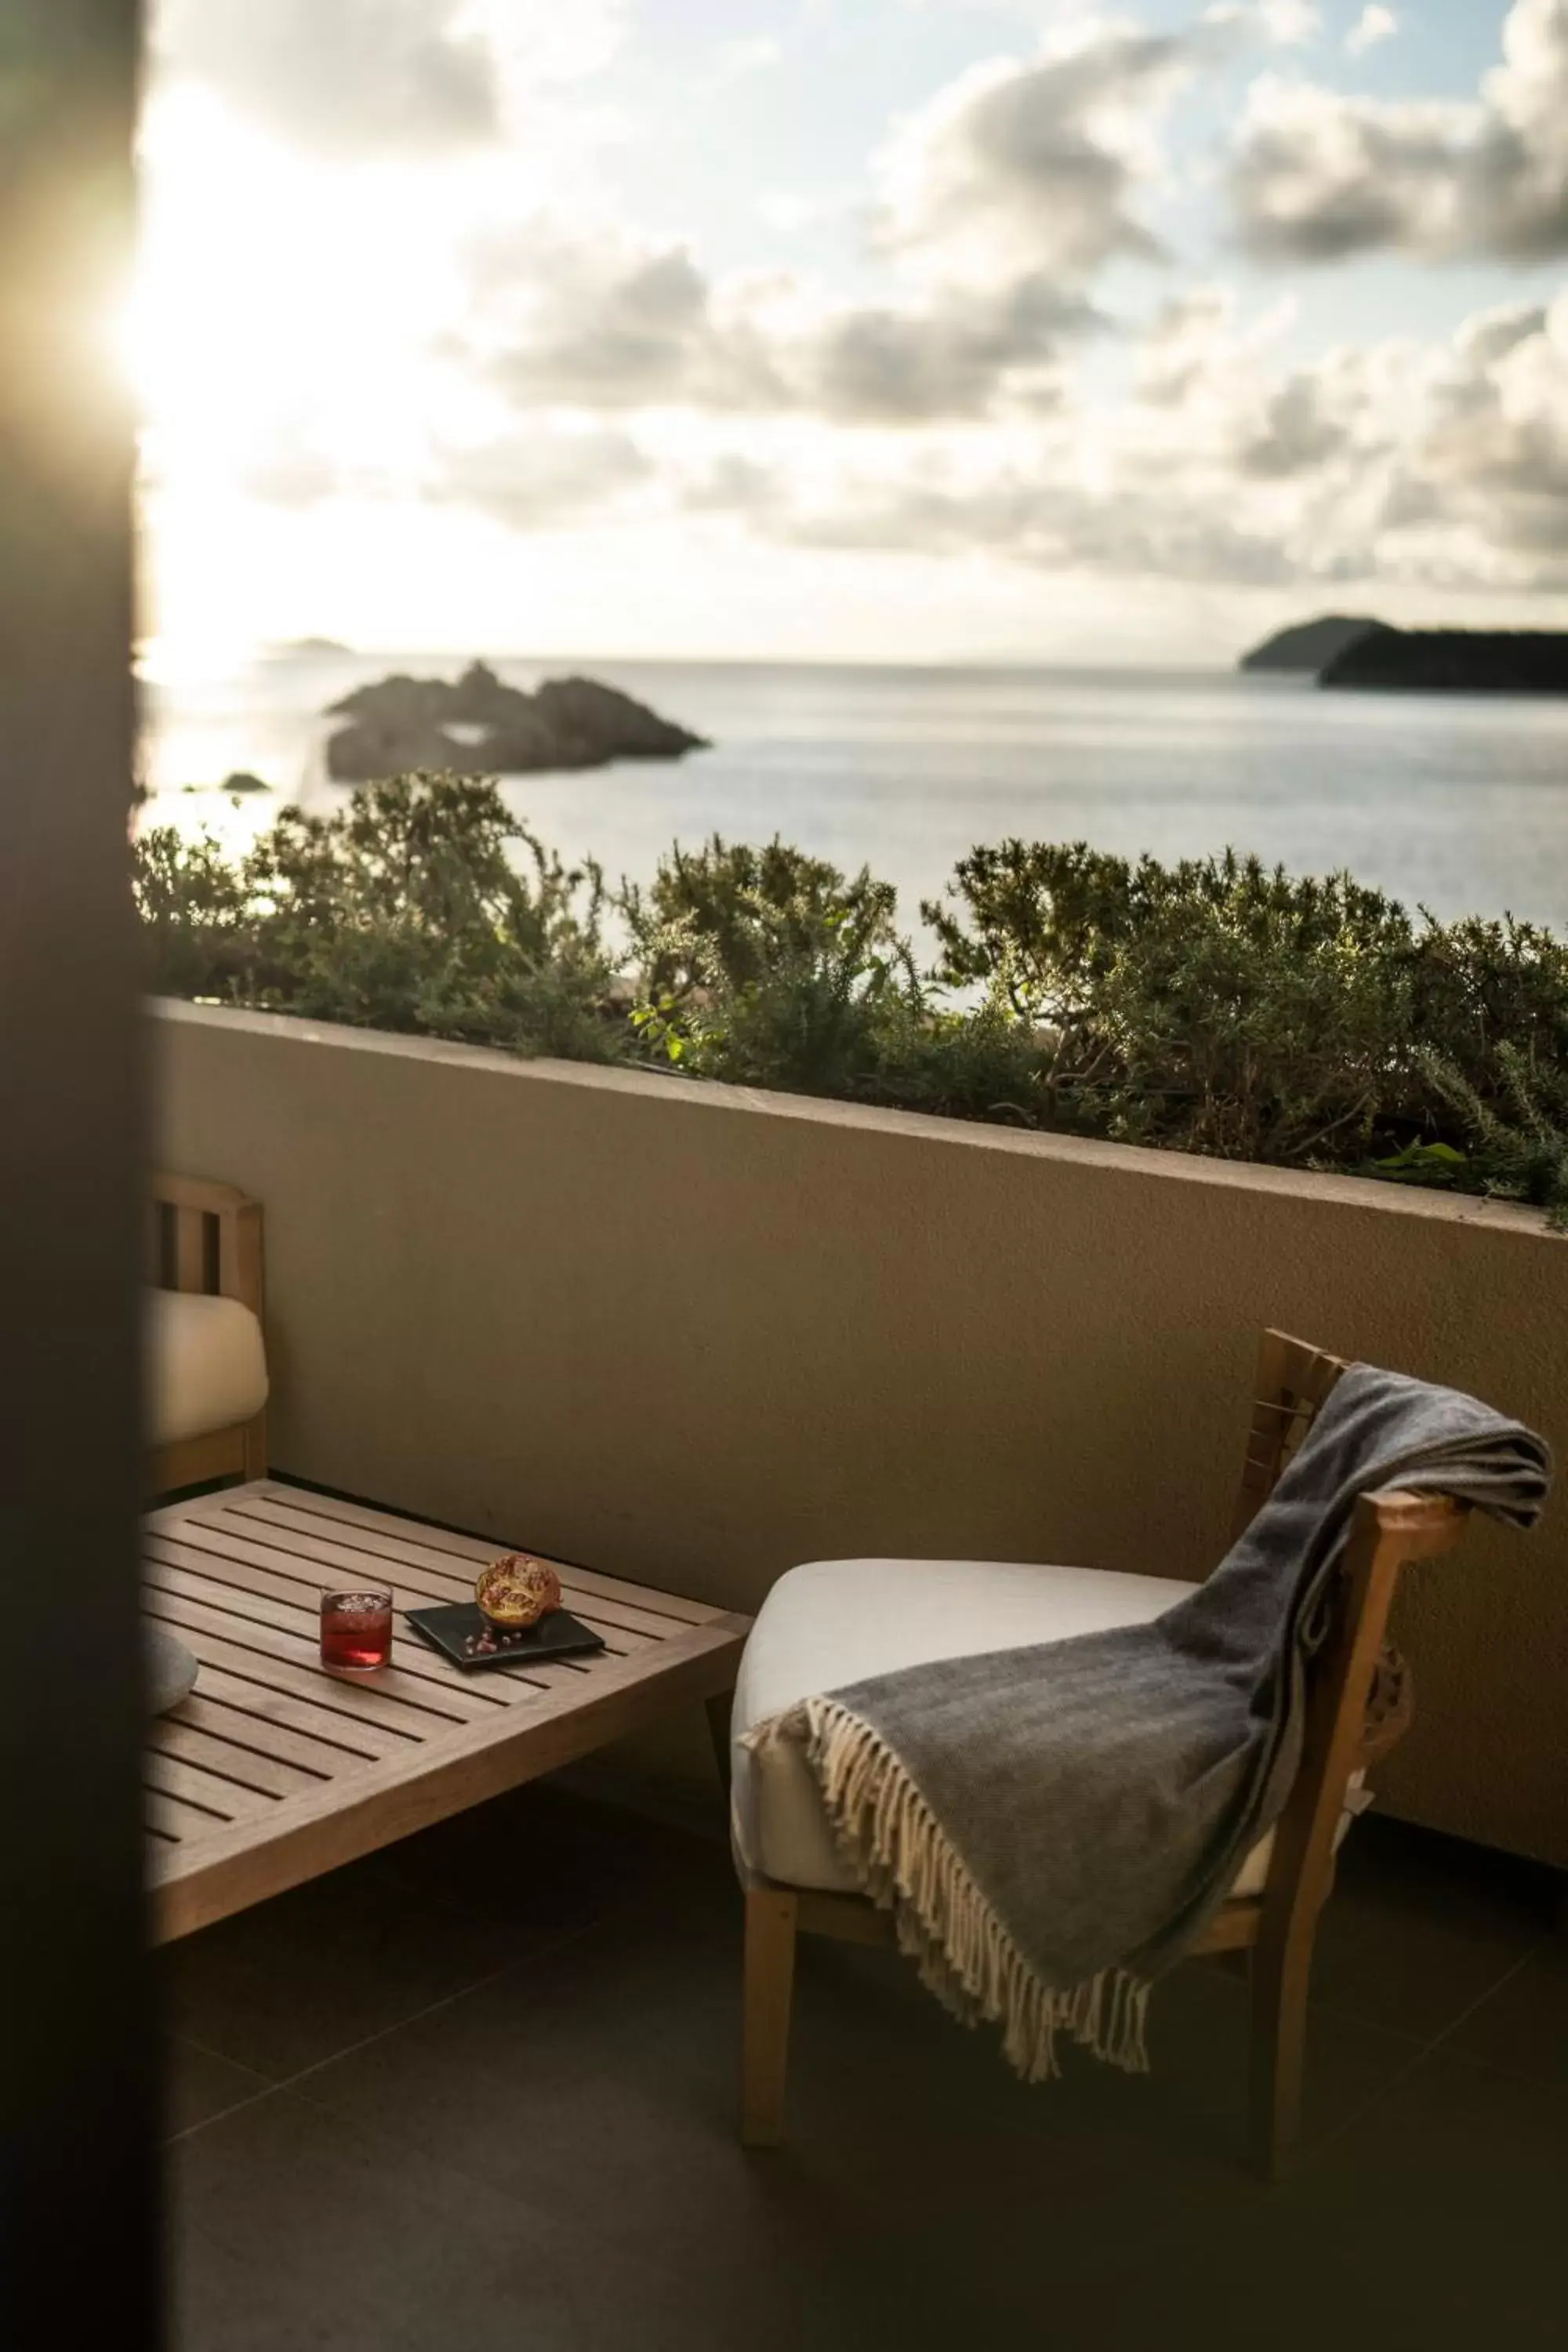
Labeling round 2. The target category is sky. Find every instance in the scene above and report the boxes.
[132,1,1568,666]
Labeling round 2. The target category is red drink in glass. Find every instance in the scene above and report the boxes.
[320,1587,394,1673]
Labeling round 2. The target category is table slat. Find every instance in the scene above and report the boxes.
[162,1660,411,1762]
[144,1748,280,1824]
[144,1542,571,1698]
[197,1502,671,1649]
[165,1682,390,1774]
[140,1595,447,1739]
[147,1714,329,1799]
[205,1496,677,1646]
[151,1518,636,1668]
[142,1566,510,1722]
[141,1481,750,1943]
[145,1786,226,1842]
[220,1486,725,1626]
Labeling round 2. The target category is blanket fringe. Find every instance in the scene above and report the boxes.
[794,1697,1151,2085]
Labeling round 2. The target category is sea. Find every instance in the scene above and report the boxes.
[140,651,1568,942]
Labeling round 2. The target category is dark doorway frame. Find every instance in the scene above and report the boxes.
[1,3,158,2341]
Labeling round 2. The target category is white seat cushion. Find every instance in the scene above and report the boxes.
[146,1287,268,1448]
[732,1557,1312,1901]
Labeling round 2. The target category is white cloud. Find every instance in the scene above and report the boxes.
[137,0,1568,641]
[677,285,1568,595]
[1345,5,1397,57]
[1230,0,1568,261]
[154,0,625,154]
[1254,2,1321,45]
[874,21,1214,285]
[1202,2,1319,46]
[714,35,785,82]
[457,214,1098,427]
[431,424,652,528]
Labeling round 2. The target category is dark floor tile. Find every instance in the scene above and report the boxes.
[1114,1951,1421,2162]
[295,1835,1420,2328]
[163,1853,529,2083]
[376,1778,719,1939]
[1445,1933,1568,2085]
[797,2039,1566,2352]
[800,2181,1291,2352]
[164,1803,1563,2351]
[788,1926,1418,2192]
[1304,1814,1548,2042]
[163,2037,273,2140]
[169,2083,727,2352]
[1279,2049,1568,2341]
[296,1894,830,2292]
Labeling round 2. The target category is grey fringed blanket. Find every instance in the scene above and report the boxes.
[760,1367,1549,2082]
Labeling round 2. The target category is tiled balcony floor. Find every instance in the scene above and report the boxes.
[165,1785,1565,2351]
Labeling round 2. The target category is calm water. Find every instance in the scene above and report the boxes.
[141,653,1568,935]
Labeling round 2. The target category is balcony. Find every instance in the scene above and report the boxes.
[152,996,1568,2347]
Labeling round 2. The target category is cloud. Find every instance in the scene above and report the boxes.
[239,442,349,509]
[1131,282,1568,581]
[1251,2,1321,45]
[713,35,784,83]
[154,0,624,155]
[1237,369,1355,478]
[675,286,1568,595]
[1345,5,1397,57]
[804,274,1095,420]
[431,425,652,528]
[1202,2,1319,49]
[141,0,1568,613]
[1229,0,1568,261]
[1409,297,1568,558]
[765,459,1303,586]
[463,220,1098,425]
[475,234,791,413]
[874,20,1216,285]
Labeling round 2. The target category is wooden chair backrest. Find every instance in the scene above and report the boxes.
[1231,1327,1349,1543]
[1230,1329,1468,1946]
[150,1171,263,1316]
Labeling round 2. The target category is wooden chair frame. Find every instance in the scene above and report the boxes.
[739,1328,1469,2179]
[148,1172,267,1497]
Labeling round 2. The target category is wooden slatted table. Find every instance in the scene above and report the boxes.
[141,1481,750,1941]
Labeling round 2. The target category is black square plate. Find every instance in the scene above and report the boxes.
[403,1602,606,1671]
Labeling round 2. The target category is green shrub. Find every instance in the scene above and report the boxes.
[924,841,1568,1171]
[1420,1045,1568,1229]
[923,842,1418,1162]
[134,774,622,1061]
[1403,915,1568,1124]
[623,835,929,1099]
[134,823,256,1002]
[133,776,1568,1226]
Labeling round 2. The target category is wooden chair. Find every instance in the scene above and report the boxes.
[148,1172,267,1496]
[738,1328,1468,2180]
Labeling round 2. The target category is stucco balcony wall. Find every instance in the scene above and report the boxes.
[153,999,1568,1867]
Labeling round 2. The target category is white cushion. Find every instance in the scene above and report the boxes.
[146,1287,268,1448]
[732,1557,1312,1900]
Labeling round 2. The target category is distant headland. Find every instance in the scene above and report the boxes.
[324,662,710,782]
[1240,616,1568,695]
[1320,630,1568,695]
[1239,615,1384,674]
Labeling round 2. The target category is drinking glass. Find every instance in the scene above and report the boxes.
[320,1585,394,1673]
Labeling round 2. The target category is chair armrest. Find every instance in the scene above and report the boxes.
[1349,1493,1468,1767]
[1363,1489,1470,1562]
